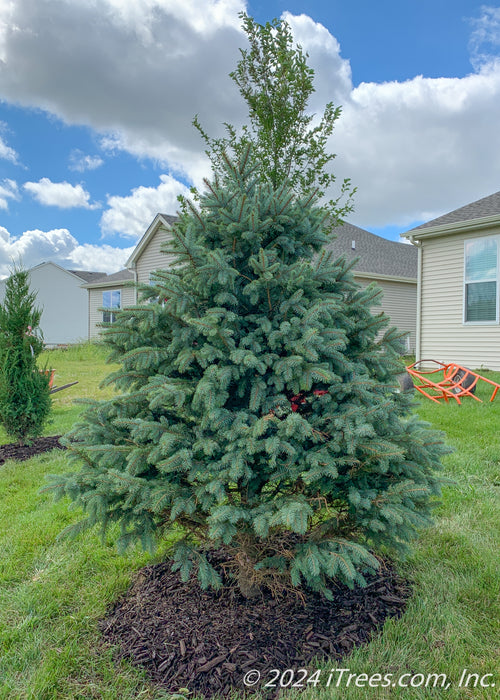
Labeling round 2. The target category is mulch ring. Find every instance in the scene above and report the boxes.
[0,435,65,464]
[100,551,411,698]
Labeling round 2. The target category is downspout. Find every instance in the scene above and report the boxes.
[409,235,422,361]
[129,261,138,303]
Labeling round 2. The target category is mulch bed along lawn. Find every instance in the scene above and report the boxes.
[0,435,65,464]
[100,551,411,698]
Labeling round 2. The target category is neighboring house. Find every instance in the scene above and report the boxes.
[402,190,500,370]
[0,262,105,345]
[83,214,177,339]
[86,214,418,350]
[325,222,418,351]
[84,269,135,340]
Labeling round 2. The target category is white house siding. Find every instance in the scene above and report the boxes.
[419,226,500,370]
[88,285,136,339]
[0,263,88,345]
[354,276,417,352]
[135,226,176,287]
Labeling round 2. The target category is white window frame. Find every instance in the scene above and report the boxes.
[463,235,499,325]
[102,289,121,324]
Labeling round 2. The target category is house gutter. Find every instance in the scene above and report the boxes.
[85,278,135,290]
[402,213,500,242]
[354,271,417,284]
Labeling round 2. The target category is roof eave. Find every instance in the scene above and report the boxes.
[29,260,95,282]
[83,278,134,290]
[402,213,500,241]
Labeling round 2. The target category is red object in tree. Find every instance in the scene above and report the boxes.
[290,389,328,411]
[290,394,303,412]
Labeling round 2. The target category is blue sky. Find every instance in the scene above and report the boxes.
[0,1,499,275]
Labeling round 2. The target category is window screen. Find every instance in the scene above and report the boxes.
[464,238,498,322]
[102,290,121,324]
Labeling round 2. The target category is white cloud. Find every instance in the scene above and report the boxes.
[469,6,500,70]
[0,2,500,229]
[66,241,135,272]
[101,174,189,238]
[0,226,133,277]
[0,133,18,163]
[0,178,19,209]
[102,0,243,36]
[0,0,246,180]
[334,66,500,227]
[282,12,352,108]
[99,131,210,188]
[23,178,100,209]
[267,10,500,228]
[69,149,104,172]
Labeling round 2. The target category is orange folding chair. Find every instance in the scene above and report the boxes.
[406,360,500,405]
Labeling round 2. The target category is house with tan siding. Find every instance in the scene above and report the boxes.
[84,269,135,339]
[402,190,500,370]
[86,214,417,348]
[83,214,176,338]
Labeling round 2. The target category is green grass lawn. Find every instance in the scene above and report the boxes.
[0,345,499,699]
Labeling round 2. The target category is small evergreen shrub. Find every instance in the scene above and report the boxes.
[0,266,51,445]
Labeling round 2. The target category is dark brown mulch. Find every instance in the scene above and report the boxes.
[100,551,411,698]
[0,435,65,464]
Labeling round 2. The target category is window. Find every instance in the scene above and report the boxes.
[464,237,498,323]
[102,290,121,323]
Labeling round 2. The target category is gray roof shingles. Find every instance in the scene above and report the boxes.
[325,222,417,279]
[410,190,500,231]
[85,269,135,286]
[68,270,108,283]
[159,214,179,227]
[98,269,134,283]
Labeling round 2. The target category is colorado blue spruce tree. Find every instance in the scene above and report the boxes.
[49,147,447,598]
[48,14,448,599]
